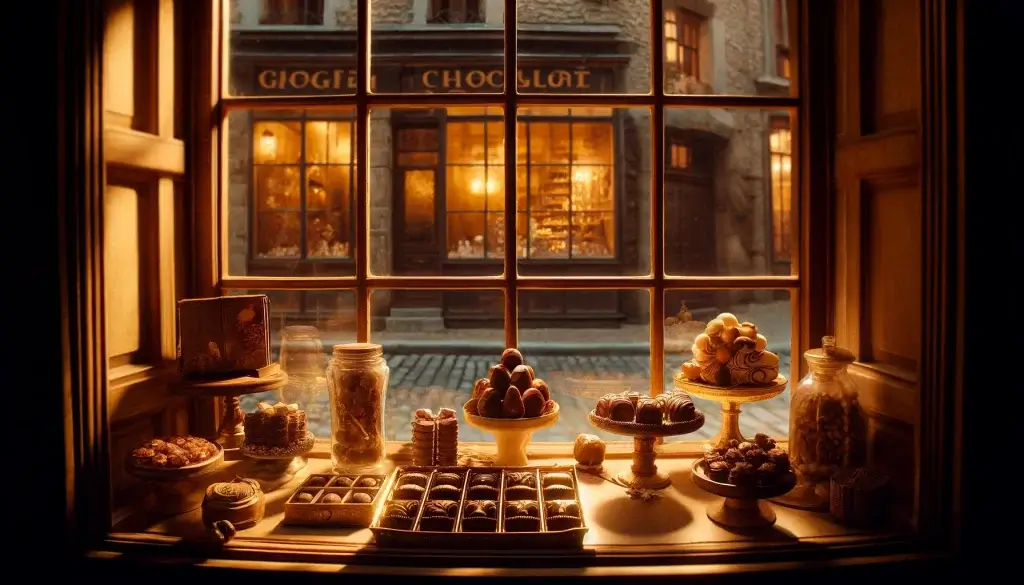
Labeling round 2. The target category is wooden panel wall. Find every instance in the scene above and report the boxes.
[833,0,922,527]
[103,0,189,509]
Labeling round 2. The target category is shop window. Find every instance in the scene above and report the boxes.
[773,0,791,79]
[769,117,793,262]
[664,8,703,79]
[429,0,484,24]
[259,0,324,25]
[445,111,505,258]
[251,113,355,260]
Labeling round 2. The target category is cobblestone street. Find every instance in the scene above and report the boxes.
[242,350,791,445]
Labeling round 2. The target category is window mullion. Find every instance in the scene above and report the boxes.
[651,0,666,400]
[355,0,370,342]
[502,0,518,349]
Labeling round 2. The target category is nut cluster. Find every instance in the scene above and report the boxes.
[702,433,792,486]
[131,435,218,468]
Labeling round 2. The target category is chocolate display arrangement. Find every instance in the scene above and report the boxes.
[240,401,316,491]
[283,472,389,526]
[673,312,788,450]
[124,435,225,516]
[690,433,797,529]
[462,348,560,466]
[588,390,705,490]
[371,466,587,549]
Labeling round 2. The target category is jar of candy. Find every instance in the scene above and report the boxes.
[781,336,867,510]
[326,343,389,472]
[279,325,325,406]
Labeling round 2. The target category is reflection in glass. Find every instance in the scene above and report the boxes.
[769,118,793,262]
[251,114,354,260]
[446,113,505,259]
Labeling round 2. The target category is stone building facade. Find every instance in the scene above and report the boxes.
[227,0,793,329]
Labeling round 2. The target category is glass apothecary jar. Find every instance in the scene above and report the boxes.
[279,325,326,407]
[781,336,867,510]
[326,343,389,472]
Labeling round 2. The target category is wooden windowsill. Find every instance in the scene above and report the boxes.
[99,456,918,575]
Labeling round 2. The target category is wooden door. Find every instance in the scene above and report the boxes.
[393,124,443,309]
[102,0,191,510]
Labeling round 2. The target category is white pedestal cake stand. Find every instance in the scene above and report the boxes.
[674,374,787,450]
[463,402,560,467]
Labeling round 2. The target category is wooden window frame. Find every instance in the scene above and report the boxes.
[58,0,966,562]
[259,0,325,26]
[215,0,805,458]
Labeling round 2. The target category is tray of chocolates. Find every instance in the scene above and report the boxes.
[283,472,393,526]
[370,465,587,549]
[588,391,704,436]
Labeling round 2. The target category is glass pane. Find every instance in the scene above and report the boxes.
[662,290,792,442]
[371,289,505,442]
[517,0,652,94]
[662,2,796,95]
[372,1,502,94]
[663,108,795,275]
[227,289,358,439]
[518,290,652,442]
[227,109,357,276]
[518,107,651,274]
[227,1,355,96]
[371,107,505,276]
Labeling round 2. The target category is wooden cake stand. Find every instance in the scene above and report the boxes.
[240,432,315,492]
[673,374,787,450]
[588,411,705,490]
[463,403,560,467]
[173,369,289,456]
[690,459,797,529]
[124,444,224,516]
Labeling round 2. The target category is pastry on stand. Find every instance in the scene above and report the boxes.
[588,391,705,489]
[124,436,224,516]
[240,401,316,491]
[690,433,796,529]
[462,348,560,466]
[674,313,787,450]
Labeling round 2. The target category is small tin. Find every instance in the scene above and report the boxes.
[202,477,265,530]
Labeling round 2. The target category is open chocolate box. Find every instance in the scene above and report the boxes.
[283,472,393,526]
[370,465,588,549]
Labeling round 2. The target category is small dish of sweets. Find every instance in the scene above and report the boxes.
[283,472,391,526]
[371,466,587,549]
[591,390,703,431]
[700,433,792,487]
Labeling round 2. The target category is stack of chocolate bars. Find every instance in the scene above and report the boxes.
[410,408,459,466]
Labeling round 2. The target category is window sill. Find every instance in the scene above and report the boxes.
[102,456,920,575]
[754,75,792,94]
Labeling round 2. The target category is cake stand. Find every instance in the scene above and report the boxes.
[463,402,560,466]
[124,443,224,516]
[240,432,316,492]
[588,411,705,490]
[173,369,289,457]
[690,459,796,529]
[674,374,787,450]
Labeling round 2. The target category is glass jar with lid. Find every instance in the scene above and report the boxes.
[326,343,389,472]
[780,336,867,510]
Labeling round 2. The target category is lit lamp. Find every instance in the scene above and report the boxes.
[259,129,278,161]
[470,176,499,195]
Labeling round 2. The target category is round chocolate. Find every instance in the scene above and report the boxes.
[332,476,355,487]
[306,476,328,487]
[505,500,539,518]
[398,472,429,487]
[350,492,373,504]
[509,365,534,392]
[429,484,462,499]
[395,484,425,500]
[608,397,635,422]
[470,473,499,487]
[422,500,459,518]
[357,477,379,487]
[500,348,524,370]
[321,492,343,504]
[433,472,463,487]
[295,492,314,503]
[634,398,663,425]
[488,364,512,394]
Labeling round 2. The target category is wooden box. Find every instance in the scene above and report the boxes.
[284,473,392,527]
[177,294,272,378]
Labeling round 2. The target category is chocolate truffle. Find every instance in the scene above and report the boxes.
[429,484,462,499]
[724,448,744,462]
[332,476,355,487]
[500,348,524,370]
[542,472,573,487]
[294,492,314,503]
[433,472,463,487]
[478,387,504,418]
[608,396,635,422]
[595,394,614,418]
[465,500,497,518]
[561,501,580,517]
[573,433,606,467]
[394,484,425,500]
[470,473,499,487]
[306,476,329,487]
[321,492,343,504]
[522,388,545,418]
[398,472,429,488]
[737,441,757,454]
[386,500,419,517]
[754,432,776,451]
[505,501,539,518]
[708,460,730,482]
[728,462,756,486]
[471,378,491,401]
[531,378,551,402]
[501,386,525,418]
[744,447,767,466]
[506,471,536,487]
[350,492,373,504]
[767,448,791,472]
[357,477,379,488]
[510,365,534,392]
[664,393,697,422]
[635,398,663,425]
[422,500,459,518]
[488,364,512,394]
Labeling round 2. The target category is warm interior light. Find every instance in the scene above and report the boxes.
[572,169,592,183]
[771,158,792,174]
[259,129,278,161]
[470,176,499,195]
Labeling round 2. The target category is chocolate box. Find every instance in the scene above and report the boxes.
[177,294,272,377]
[284,473,391,527]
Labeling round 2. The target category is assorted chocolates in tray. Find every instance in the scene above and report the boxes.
[283,473,389,526]
[370,466,587,549]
